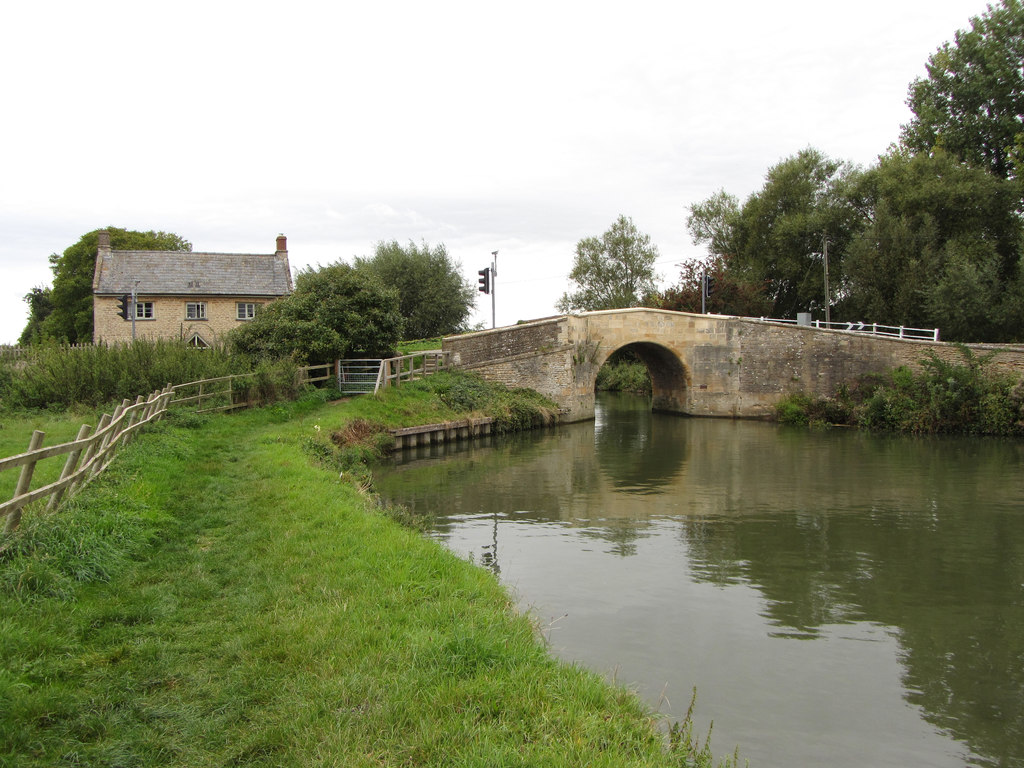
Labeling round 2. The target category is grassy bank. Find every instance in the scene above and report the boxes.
[1,383,720,767]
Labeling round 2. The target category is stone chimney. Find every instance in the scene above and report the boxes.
[274,234,293,293]
[93,230,113,292]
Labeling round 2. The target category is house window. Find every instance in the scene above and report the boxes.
[185,333,210,348]
[236,302,258,320]
[186,302,208,320]
[135,302,154,319]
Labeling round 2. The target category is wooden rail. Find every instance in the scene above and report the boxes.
[0,386,173,535]
[376,351,448,392]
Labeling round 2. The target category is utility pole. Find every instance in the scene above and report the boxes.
[823,237,831,329]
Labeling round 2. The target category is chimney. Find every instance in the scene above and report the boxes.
[93,230,113,293]
[276,234,287,254]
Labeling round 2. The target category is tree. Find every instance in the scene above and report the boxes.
[658,257,772,317]
[353,240,475,340]
[38,228,192,344]
[901,0,1024,182]
[839,149,1023,341]
[229,262,404,363]
[693,148,863,319]
[18,286,54,345]
[686,189,740,261]
[557,215,659,313]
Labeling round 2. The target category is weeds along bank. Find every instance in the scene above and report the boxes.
[774,346,1024,435]
[0,379,729,767]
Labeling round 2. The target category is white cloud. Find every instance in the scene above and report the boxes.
[0,0,991,342]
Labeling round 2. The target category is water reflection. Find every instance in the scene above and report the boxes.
[374,394,1024,768]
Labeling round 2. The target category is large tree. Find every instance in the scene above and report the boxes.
[689,148,863,319]
[38,227,192,344]
[353,240,475,340]
[229,262,403,363]
[557,215,659,313]
[901,0,1024,182]
[839,149,1024,341]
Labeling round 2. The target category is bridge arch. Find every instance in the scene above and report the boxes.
[595,341,690,414]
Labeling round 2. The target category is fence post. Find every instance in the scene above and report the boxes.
[4,430,45,534]
[46,423,93,512]
[91,404,125,479]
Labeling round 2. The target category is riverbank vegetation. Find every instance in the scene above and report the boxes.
[775,347,1024,435]
[1,379,731,767]
[596,349,652,395]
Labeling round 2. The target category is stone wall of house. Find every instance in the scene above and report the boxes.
[93,295,266,345]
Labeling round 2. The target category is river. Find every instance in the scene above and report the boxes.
[372,393,1024,767]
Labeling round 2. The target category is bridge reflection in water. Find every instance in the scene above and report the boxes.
[373,393,1024,768]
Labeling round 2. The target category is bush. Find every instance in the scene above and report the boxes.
[778,347,1024,436]
[596,349,652,394]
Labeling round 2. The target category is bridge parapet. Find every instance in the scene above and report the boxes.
[443,310,1024,422]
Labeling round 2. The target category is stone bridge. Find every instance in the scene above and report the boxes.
[442,309,1024,422]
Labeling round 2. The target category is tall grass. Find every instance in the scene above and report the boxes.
[0,340,258,410]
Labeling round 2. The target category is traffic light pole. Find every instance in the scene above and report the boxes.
[490,251,498,329]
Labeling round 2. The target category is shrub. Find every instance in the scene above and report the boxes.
[787,347,1024,436]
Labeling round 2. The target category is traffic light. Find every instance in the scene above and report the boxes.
[116,294,131,320]
[478,267,491,295]
[704,274,715,297]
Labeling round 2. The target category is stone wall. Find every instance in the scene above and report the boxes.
[93,295,266,345]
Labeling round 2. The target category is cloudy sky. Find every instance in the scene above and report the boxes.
[0,0,990,344]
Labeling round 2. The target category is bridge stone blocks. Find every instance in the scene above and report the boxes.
[443,309,1024,422]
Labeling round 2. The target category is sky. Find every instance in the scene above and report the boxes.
[0,0,993,344]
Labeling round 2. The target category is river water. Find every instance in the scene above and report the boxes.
[372,393,1024,767]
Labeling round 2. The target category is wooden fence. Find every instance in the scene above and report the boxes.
[0,357,448,537]
[376,351,448,391]
[0,386,173,536]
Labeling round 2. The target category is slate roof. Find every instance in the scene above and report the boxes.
[93,250,293,297]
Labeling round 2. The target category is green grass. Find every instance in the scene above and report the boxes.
[397,337,445,354]
[0,406,109,502]
[0,390,723,767]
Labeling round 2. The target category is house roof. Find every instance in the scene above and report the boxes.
[93,249,293,297]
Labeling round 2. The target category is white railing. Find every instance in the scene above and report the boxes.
[754,318,940,342]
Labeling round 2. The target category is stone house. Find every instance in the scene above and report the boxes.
[92,231,293,346]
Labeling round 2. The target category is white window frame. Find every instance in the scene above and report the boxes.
[236,302,258,321]
[135,301,154,319]
[186,302,208,320]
